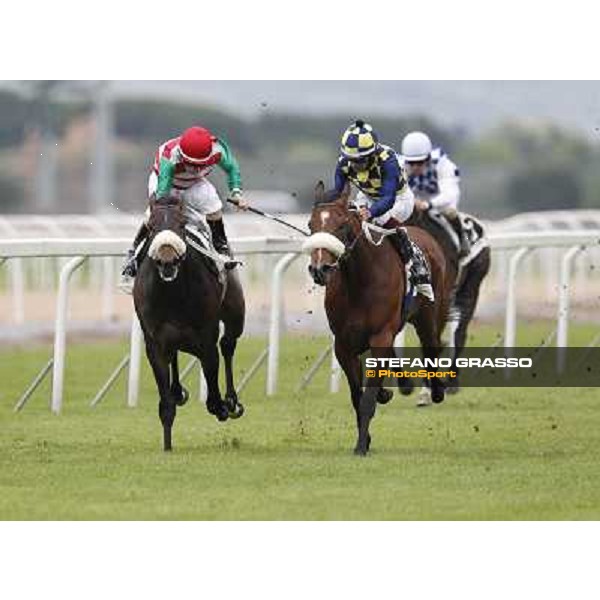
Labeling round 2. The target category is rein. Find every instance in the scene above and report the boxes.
[327,210,365,268]
[325,212,396,268]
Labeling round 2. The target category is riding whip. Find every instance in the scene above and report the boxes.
[227,198,309,237]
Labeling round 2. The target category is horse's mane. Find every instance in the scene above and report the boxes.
[152,194,181,207]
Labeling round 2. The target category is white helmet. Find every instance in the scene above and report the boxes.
[401,131,432,161]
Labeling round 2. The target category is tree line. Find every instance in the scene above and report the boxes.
[0,89,598,216]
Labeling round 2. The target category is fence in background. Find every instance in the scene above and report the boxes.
[1,227,599,413]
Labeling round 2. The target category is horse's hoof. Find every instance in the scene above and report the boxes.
[354,433,371,456]
[432,391,445,404]
[398,381,415,396]
[228,401,245,420]
[224,394,244,419]
[175,387,189,406]
[208,402,229,422]
[215,408,229,422]
[416,394,433,408]
[376,388,393,405]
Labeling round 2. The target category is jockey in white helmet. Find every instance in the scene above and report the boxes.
[400,131,470,257]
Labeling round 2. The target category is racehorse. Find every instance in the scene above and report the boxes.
[304,182,452,455]
[133,196,245,451]
[407,208,491,394]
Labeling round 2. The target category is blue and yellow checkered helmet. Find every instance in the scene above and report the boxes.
[340,120,379,160]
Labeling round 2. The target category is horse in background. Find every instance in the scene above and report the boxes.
[408,208,491,395]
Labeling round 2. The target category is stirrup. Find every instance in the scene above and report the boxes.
[118,274,134,295]
[216,252,242,270]
[415,282,435,302]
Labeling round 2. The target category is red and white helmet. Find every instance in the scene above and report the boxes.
[179,126,219,165]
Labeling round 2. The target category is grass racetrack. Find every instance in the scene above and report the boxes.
[1,320,599,520]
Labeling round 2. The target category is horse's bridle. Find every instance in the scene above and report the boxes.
[147,199,188,281]
[314,206,365,268]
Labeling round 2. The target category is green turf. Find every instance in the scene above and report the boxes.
[0,320,599,520]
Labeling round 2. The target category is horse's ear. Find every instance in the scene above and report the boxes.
[315,181,325,203]
[337,181,351,206]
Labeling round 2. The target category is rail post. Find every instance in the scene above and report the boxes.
[557,245,584,372]
[266,252,300,396]
[504,247,532,349]
[127,314,143,407]
[51,256,88,414]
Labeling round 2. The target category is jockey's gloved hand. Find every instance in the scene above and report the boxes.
[359,206,371,221]
[230,189,249,210]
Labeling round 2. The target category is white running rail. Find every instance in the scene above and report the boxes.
[1,229,599,411]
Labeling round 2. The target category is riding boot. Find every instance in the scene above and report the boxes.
[448,213,471,257]
[208,218,238,270]
[394,227,435,301]
[121,221,149,279]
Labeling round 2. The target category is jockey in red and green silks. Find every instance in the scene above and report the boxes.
[121,126,249,279]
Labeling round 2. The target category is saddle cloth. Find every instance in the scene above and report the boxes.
[427,209,489,267]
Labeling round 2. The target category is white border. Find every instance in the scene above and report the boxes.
[1,522,598,600]
[1,1,600,79]
[2,0,599,597]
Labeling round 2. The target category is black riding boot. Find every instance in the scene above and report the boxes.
[121,221,149,278]
[448,213,471,257]
[208,218,237,270]
[391,228,434,300]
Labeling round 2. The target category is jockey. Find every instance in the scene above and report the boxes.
[121,125,248,281]
[400,131,470,257]
[334,120,433,298]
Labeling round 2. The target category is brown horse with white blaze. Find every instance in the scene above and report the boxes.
[304,182,451,455]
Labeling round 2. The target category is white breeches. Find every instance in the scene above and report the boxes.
[147,173,222,226]
[355,185,415,226]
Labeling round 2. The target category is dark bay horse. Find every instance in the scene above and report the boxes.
[304,183,452,455]
[408,208,491,394]
[133,196,245,451]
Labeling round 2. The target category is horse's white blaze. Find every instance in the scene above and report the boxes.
[320,211,330,227]
[301,232,345,257]
[148,230,186,260]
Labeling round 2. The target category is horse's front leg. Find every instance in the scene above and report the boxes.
[354,329,396,456]
[219,332,245,419]
[146,343,176,451]
[170,353,189,406]
[447,256,488,394]
[200,340,229,422]
[334,340,366,452]
[219,270,246,418]
[413,305,445,405]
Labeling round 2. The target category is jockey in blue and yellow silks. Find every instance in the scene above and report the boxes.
[333,120,433,298]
